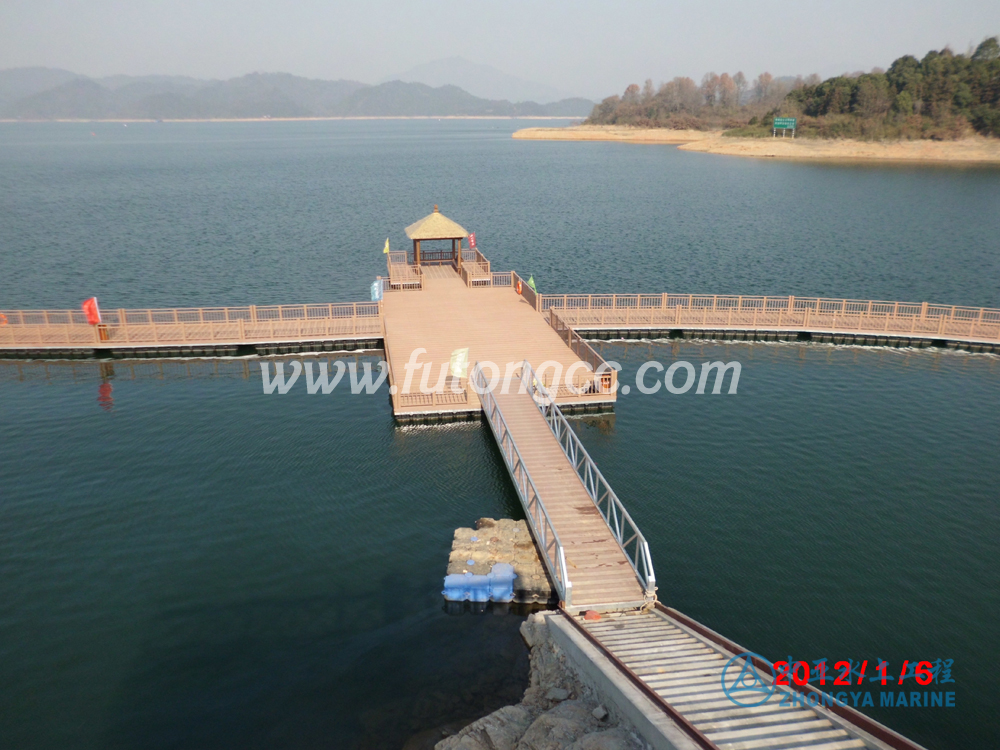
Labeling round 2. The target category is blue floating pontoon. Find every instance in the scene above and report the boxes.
[442,563,516,603]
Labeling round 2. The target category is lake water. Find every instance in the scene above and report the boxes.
[1,120,998,749]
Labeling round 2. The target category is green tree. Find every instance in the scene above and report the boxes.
[972,37,999,61]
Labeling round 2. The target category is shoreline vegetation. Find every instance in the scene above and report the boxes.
[512,126,1000,164]
[513,37,1000,165]
[573,37,1000,154]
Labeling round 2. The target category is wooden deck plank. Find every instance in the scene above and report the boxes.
[381,267,614,416]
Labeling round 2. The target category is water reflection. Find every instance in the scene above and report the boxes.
[97,382,113,412]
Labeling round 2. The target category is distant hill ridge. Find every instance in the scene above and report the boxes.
[0,68,593,119]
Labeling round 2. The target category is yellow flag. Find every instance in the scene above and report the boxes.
[383,238,390,254]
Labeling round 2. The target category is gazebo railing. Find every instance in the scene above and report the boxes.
[415,249,456,265]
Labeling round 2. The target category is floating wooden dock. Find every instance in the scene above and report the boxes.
[2,291,998,359]
[381,263,616,419]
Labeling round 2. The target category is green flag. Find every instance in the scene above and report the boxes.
[526,276,537,293]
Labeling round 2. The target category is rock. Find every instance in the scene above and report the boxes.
[565,728,637,750]
[516,700,598,750]
[440,614,642,750]
[519,616,541,648]
[435,705,535,750]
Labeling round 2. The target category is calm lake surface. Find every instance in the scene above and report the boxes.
[1,121,998,749]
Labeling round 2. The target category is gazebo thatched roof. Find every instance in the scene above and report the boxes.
[405,206,468,240]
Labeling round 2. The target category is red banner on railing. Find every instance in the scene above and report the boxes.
[82,297,101,325]
[468,232,476,249]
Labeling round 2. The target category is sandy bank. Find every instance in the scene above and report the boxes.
[513,126,1000,164]
[513,125,710,144]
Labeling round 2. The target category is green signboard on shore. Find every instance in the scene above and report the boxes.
[773,117,797,129]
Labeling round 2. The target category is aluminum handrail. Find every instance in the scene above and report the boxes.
[519,360,656,601]
[472,362,572,606]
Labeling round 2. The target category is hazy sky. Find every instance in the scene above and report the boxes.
[2,0,999,99]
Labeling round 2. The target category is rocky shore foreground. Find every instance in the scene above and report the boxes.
[513,125,1000,164]
[413,613,646,750]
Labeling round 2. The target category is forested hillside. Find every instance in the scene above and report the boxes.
[783,37,1000,138]
[587,37,1000,139]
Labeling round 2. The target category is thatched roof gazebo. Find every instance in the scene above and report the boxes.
[405,206,469,268]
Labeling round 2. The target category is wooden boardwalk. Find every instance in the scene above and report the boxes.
[2,291,997,356]
[541,293,1000,348]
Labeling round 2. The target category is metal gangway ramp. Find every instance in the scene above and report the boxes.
[557,606,928,750]
[473,360,656,612]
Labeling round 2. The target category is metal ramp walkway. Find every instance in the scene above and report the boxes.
[563,607,926,750]
[473,360,927,750]
[474,360,656,612]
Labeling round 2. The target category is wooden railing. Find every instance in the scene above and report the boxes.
[459,249,492,287]
[386,251,422,290]
[491,271,513,287]
[0,302,382,349]
[539,294,1000,343]
[513,271,539,310]
[416,249,455,265]
[394,385,470,409]
[460,248,489,265]
[548,310,618,395]
[461,261,492,287]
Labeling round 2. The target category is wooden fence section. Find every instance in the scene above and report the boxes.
[539,293,1000,343]
[460,249,492,287]
[548,310,617,396]
[386,251,422,290]
[513,271,539,309]
[0,302,382,349]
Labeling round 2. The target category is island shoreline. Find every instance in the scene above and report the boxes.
[512,125,1000,165]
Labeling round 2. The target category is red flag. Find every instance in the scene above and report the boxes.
[468,232,477,249]
[82,297,101,325]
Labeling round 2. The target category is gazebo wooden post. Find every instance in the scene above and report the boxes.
[413,240,421,266]
[454,238,462,270]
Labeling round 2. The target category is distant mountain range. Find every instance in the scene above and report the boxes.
[381,57,570,104]
[0,68,593,120]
